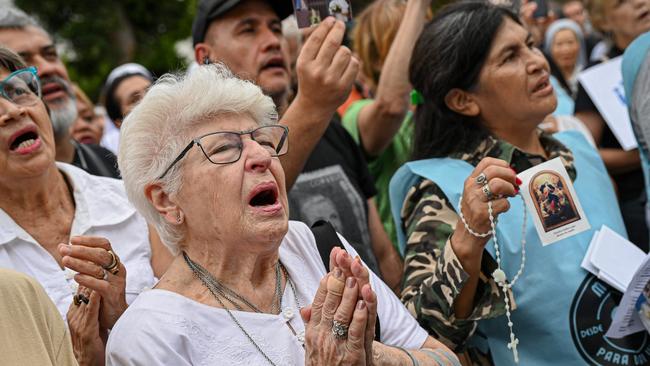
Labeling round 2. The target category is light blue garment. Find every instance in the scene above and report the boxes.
[622,32,650,231]
[551,75,575,116]
[621,32,650,106]
[389,131,650,365]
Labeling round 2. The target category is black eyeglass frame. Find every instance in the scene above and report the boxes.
[157,124,289,180]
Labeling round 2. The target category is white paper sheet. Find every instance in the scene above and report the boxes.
[590,226,646,291]
[577,57,638,151]
[606,253,650,339]
[581,229,600,274]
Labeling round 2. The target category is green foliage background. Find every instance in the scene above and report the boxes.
[15,0,450,101]
[15,0,198,101]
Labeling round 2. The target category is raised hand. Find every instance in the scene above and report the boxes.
[59,236,128,330]
[294,17,359,115]
[455,157,520,242]
[302,268,375,365]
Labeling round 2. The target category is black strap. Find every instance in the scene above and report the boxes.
[75,141,114,178]
[309,220,381,341]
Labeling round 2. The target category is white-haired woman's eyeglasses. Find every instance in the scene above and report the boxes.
[157,124,289,179]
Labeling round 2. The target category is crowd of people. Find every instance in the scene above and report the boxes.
[0,0,649,365]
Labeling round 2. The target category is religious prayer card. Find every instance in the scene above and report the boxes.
[293,0,353,28]
[518,157,590,245]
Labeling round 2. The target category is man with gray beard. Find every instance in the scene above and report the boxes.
[0,8,120,178]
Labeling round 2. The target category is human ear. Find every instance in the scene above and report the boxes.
[444,88,480,117]
[145,183,182,225]
[194,43,212,65]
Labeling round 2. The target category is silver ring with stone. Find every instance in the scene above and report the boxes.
[332,320,349,340]
[475,172,487,186]
[482,183,495,201]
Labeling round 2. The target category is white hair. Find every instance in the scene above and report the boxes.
[118,63,278,254]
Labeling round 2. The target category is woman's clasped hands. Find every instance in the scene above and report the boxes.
[302,247,377,366]
[58,236,128,366]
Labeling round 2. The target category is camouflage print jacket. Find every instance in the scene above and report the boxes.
[399,130,576,361]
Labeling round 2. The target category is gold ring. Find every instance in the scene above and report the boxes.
[103,250,120,275]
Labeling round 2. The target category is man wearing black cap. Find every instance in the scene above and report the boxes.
[192,0,403,290]
[192,0,357,187]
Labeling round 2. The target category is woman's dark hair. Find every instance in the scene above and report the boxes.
[0,46,27,73]
[409,1,521,160]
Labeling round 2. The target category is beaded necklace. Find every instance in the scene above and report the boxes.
[458,192,527,363]
[182,252,303,365]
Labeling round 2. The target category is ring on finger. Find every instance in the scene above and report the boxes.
[331,320,349,340]
[102,268,109,281]
[73,293,89,306]
[482,183,495,201]
[475,172,487,186]
[103,250,120,275]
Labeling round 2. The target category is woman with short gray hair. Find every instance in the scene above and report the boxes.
[107,63,458,365]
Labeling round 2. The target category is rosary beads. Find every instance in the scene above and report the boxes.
[458,192,527,363]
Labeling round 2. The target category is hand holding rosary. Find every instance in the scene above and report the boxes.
[458,170,527,363]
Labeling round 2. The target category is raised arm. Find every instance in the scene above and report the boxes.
[354,0,430,157]
[280,18,359,189]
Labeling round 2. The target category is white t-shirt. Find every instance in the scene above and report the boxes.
[106,221,428,366]
[0,163,156,320]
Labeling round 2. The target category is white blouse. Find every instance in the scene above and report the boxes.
[0,163,156,320]
[106,221,428,366]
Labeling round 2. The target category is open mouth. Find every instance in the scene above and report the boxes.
[41,82,67,100]
[532,77,551,94]
[249,186,279,207]
[9,128,41,154]
[261,57,287,73]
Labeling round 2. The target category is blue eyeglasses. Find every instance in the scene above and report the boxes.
[0,66,41,106]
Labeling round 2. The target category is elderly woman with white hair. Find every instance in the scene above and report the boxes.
[106,64,459,365]
[0,45,170,365]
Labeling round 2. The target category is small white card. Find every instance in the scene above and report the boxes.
[518,157,591,245]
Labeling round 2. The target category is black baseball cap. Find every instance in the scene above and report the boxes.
[192,0,294,46]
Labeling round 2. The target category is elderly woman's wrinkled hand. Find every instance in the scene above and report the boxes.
[329,247,378,359]
[59,236,128,330]
[67,288,106,366]
[301,267,375,365]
